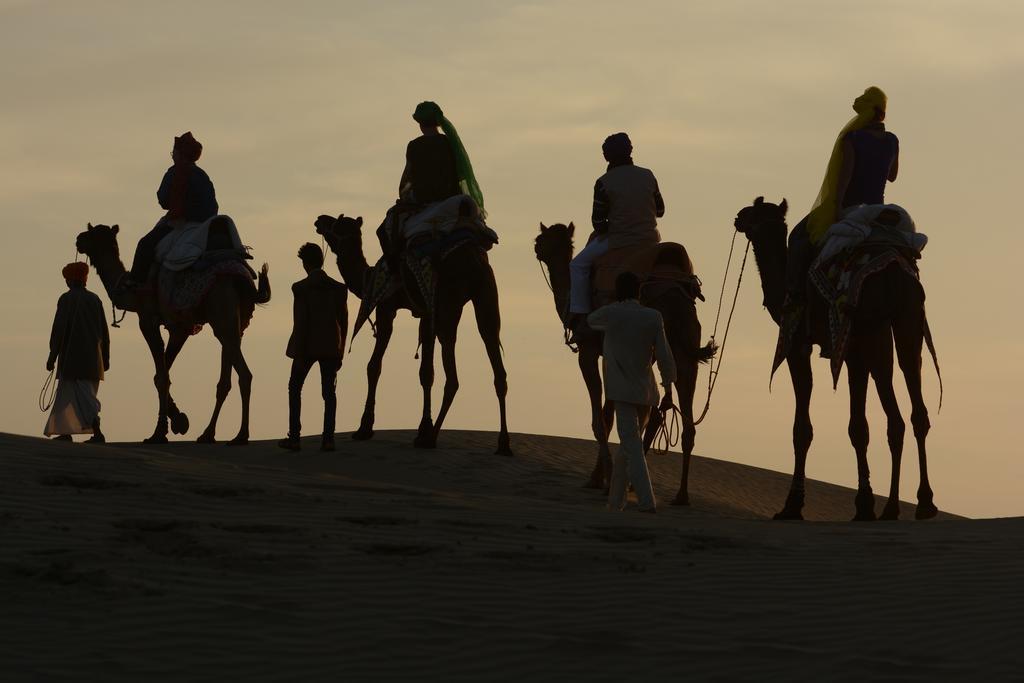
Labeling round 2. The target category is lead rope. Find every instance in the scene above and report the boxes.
[537,259,578,353]
[692,234,751,426]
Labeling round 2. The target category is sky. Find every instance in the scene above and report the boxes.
[1,0,1021,518]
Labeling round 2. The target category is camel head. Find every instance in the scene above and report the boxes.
[75,223,121,262]
[534,222,575,267]
[734,196,788,242]
[314,214,364,254]
[734,197,789,326]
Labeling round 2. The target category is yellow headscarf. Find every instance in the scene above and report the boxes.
[806,86,888,243]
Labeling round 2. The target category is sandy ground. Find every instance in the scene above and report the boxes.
[1,429,1019,682]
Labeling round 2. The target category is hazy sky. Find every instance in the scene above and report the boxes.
[2,1,1021,517]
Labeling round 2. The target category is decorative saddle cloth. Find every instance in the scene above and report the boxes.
[591,242,703,309]
[351,228,492,343]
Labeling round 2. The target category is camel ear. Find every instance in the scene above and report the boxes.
[355,216,363,228]
[87,222,93,229]
[779,199,788,217]
[539,222,547,233]
[112,224,119,234]
[754,196,764,206]
[567,222,575,237]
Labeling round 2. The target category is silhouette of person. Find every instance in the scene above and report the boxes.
[568,133,665,331]
[377,101,486,266]
[44,262,110,443]
[279,243,348,452]
[587,271,676,513]
[786,87,899,302]
[128,132,219,284]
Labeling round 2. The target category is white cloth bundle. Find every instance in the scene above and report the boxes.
[155,215,244,272]
[816,204,927,265]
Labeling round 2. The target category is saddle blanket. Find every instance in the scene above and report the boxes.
[155,215,246,272]
[402,194,497,242]
[816,204,926,266]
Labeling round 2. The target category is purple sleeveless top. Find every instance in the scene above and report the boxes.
[842,126,899,208]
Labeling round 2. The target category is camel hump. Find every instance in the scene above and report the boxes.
[592,242,693,296]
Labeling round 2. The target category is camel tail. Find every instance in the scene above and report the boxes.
[923,313,943,413]
[692,341,718,365]
[256,264,272,305]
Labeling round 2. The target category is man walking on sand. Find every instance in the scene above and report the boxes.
[45,262,110,443]
[278,243,348,452]
[587,271,676,513]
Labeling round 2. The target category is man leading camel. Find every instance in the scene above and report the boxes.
[587,271,676,513]
[568,132,665,334]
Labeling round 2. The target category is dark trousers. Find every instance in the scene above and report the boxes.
[287,357,340,440]
[786,216,812,302]
[130,221,175,281]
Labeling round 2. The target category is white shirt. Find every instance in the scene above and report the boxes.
[587,299,676,406]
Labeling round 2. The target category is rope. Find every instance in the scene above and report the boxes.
[692,233,751,426]
[38,368,57,412]
[651,404,682,455]
[537,259,578,353]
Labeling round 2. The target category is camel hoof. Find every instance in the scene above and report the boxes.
[583,473,604,489]
[915,501,939,520]
[351,427,375,441]
[773,509,804,521]
[671,493,690,506]
[196,431,215,444]
[878,503,901,521]
[170,412,190,436]
[853,489,876,521]
[494,446,514,457]
[227,435,249,447]
[143,434,168,445]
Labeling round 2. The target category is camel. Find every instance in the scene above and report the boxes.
[75,223,270,445]
[534,223,715,504]
[314,214,512,456]
[733,197,937,521]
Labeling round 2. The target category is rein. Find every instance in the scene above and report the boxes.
[692,230,751,426]
[536,257,578,353]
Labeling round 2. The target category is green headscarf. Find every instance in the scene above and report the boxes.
[413,101,486,218]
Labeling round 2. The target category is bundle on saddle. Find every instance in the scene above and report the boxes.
[147,216,259,333]
[592,241,704,310]
[354,194,497,340]
[776,203,928,385]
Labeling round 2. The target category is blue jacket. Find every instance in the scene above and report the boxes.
[157,164,219,222]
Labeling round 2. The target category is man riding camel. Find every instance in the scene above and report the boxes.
[377,101,488,267]
[786,86,899,304]
[567,132,665,333]
[128,132,219,285]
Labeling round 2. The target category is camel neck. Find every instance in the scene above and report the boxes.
[544,257,572,323]
[747,223,788,327]
[90,250,127,301]
[331,235,370,300]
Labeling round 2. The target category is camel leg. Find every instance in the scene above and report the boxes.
[471,281,512,456]
[139,319,170,444]
[197,346,232,444]
[429,305,464,448]
[847,353,876,521]
[164,329,191,436]
[579,345,609,488]
[414,317,436,448]
[894,312,936,519]
[775,346,813,520]
[671,356,700,507]
[870,330,906,521]
[224,339,253,446]
[354,307,395,441]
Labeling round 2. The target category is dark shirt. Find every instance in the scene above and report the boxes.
[157,164,219,222]
[842,125,899,208]
[286,269,349,362]
[402,135,460,203]
[48,285,110,381]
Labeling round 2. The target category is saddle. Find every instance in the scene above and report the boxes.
[591,242,703,309]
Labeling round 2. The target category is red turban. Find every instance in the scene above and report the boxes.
[62,261,89,285]
[173,131,203,162]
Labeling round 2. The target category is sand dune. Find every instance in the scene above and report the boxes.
[1,430,1017,681]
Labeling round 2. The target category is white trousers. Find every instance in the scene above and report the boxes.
[44,380,100,436]
[608,402,656,511]
[569,236,610,314]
